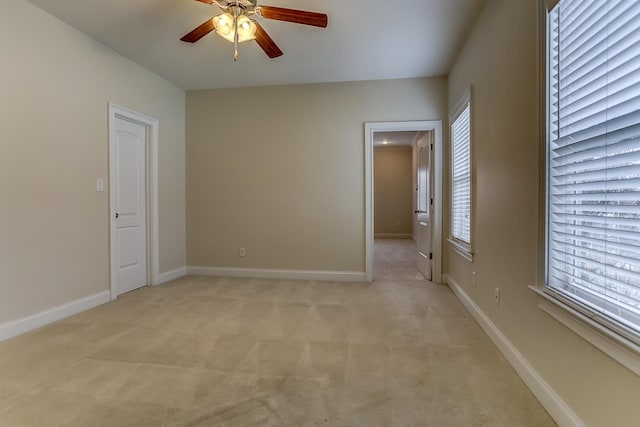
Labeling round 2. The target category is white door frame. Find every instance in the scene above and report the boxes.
[108,103,159,300]
[365,121,443,283]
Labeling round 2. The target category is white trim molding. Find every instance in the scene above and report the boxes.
[0,291,111,341]
[155,267,188,286]
[531,286,640,377]
[108,103,160,300]
[187,266,365,282]
[448,238,474,262]
[364,120,444,283]
[444,275,585,427]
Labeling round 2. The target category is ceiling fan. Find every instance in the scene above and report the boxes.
[181,0,328,61]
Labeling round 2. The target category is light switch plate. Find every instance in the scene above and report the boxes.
[96,179,104,192]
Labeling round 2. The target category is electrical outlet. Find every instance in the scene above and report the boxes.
[239,248,246,257]
[472,271,477,285]
[494,288,501,306]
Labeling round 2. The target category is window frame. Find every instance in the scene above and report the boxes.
[449,87,473,262]
[533,0,640,376]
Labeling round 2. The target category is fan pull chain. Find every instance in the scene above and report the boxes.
[233,1,239,61]
[234,33,238,61]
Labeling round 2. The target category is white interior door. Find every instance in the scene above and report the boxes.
[416,133,432,280]
[113,117,147,295]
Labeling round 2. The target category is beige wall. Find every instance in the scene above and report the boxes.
[187,78,447,272]
[0,0,186,324]
[446,0,640,425]
[374,146,413,236]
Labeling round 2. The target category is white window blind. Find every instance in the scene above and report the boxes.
[451,101,471,246]
[546,0,640,343]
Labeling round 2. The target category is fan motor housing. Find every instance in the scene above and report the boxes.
[217,0,257,13]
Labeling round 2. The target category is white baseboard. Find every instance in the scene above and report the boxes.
[187,266,365,282]
[0,291,111,341]
[443,275,585,427]
[154,266,187,285]
[374,233,413,239]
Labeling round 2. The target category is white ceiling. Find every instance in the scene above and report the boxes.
[374,131,425,147]
[27,0,485,90]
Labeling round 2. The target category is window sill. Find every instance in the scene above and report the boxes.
[529,286,640,377]
[448,238,473,262]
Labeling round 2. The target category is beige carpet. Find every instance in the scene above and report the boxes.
[374,239,427,281]
[0,256,555,426]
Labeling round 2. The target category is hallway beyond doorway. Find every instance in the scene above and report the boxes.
[374,239,426,281]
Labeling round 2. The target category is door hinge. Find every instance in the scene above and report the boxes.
[430,198,433,206]
[430,143,434,151]
[429,253,433,260]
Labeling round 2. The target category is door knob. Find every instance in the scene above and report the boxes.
[115,212,119,219]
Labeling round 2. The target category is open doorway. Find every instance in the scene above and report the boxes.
[364,121,443,283]
[373,131,426,281]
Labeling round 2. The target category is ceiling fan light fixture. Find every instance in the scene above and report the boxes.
[212,13,256,43]
[181,0,327,60]
[213,13,234,37]
[236,15,257,41]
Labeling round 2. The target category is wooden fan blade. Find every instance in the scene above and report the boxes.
[195,0,214,4]
[254,23,283,58]
[181,19,215,43]
[259,6,328,28]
